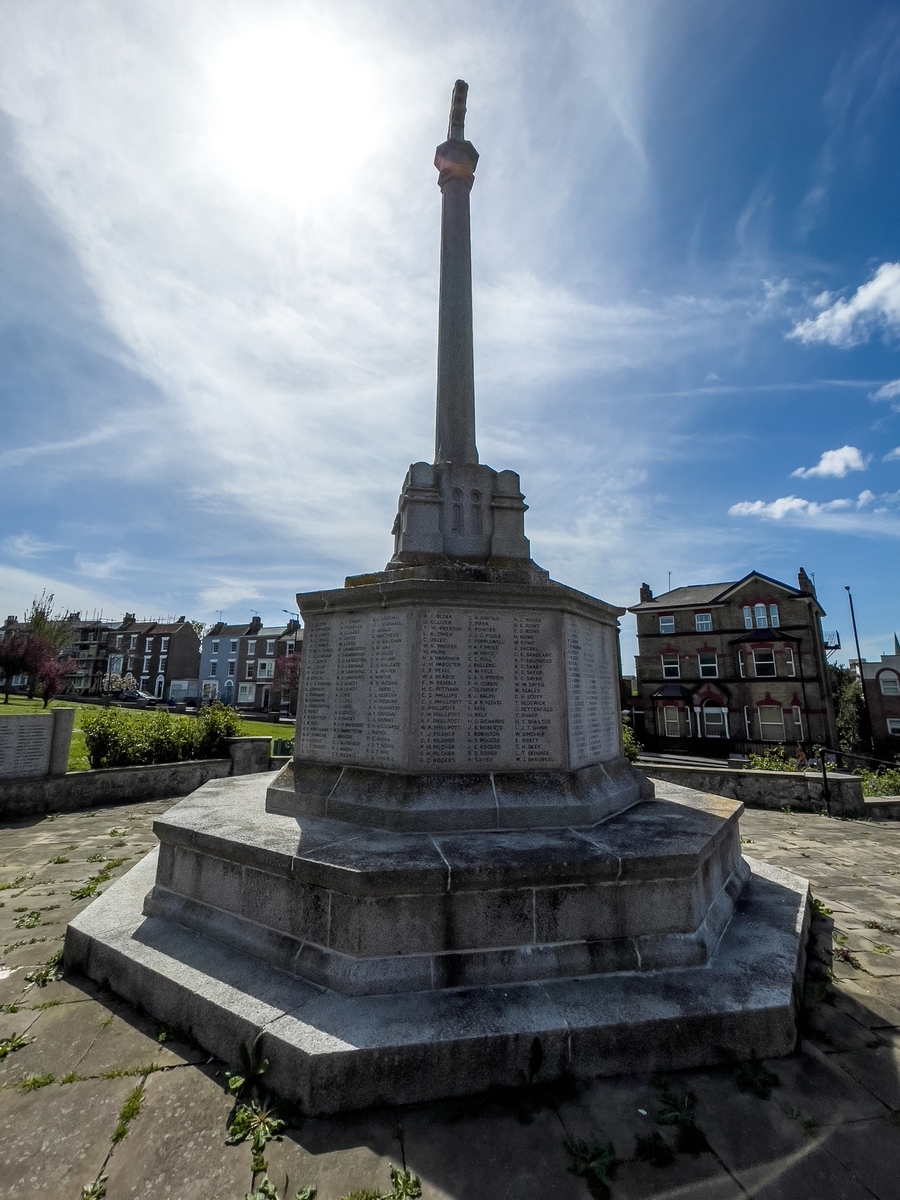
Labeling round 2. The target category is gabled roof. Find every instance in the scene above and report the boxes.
[630,571,825,617]
[632,584,732,611]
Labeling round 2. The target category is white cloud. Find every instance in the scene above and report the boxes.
[74,551,131,580]
[885,447,900,462]
[871,379,900,407]
[791,445,869,478]
[788,262,900,347]
[1,533,61,558]
[729,491,900,535]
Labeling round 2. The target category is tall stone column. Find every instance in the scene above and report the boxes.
[434,81,479,466]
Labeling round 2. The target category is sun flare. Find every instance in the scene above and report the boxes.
[205,21,387,207]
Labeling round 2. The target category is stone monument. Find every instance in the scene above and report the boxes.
[0,707,74,779]
[68,84,810,1115]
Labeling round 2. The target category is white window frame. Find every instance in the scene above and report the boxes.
[661,654,680,679]
[754,604,768,628]
[246,640,256,656]
[266,639,276,655]
[702,705,726,738]
[230,640,238,653]
[145,637,154,652]
[659,615,675,634]
[742,606,753,630]
[246,661,254,679]
[129,634,138,649]
[258,660,275,680]
[663,706,680,737]
[227,660,236,676]
[792,706,804,740]
[753,649,776,678]
[758,705,785,742]
[209,661,217,677]
[211,640,219,653]
[157,654,167,673]
[738,654,745,678]
[695,612,712,632]
[879,672,900,696]
[784,647,796,677]
[238,682,254,703]
[160,636,170,651]
[769,604,780,627]
[286,640,295,654]
[887,718,900,735]
[142,655,151,674]
[698,652,718,678]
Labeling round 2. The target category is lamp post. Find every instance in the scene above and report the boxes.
[845,585,875,752]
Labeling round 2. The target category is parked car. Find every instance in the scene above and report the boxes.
[119,689,158,706]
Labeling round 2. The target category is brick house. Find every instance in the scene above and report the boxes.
[235,621,301,713]
[852,636,900,758]
[112,615,200,702]
[62,616,118,694]
[198,619,261,706]
[628,568,838,754]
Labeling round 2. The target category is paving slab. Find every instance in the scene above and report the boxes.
[0,1075,134,1199]
[820,1117,900,1199]
[829,1044,900,1110]
[0,998,116,1086]
[267,1106,404,1200]
[100,1065,248,1200]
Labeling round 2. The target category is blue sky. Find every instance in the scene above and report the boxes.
[1,0,899,669]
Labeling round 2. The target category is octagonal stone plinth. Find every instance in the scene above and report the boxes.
[65,774,810,1117]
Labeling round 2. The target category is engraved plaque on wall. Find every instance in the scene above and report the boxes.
[295,610,410,768]
[412,607,564,771]
[0,716,53,779]
[564,614,621,769]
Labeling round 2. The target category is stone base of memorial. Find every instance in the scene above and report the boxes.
[66,771,809,1115]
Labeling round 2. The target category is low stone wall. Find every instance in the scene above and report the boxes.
[0,737,274,820]
[641,761,865,819]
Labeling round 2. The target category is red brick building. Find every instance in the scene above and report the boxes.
[629,568,838,755]
[852,637,900,759]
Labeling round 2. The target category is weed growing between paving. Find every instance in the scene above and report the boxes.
[0,1032,34,1059]
[19,1072,55,1091]
[565,1137,618,1199]
[80,1173,107,1199]
[24,948,63,987]
[717,1048,780,1099]
[112,1083,144,1143]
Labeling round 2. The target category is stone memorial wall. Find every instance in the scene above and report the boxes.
[0,708,74,780]
[296,605,620,773]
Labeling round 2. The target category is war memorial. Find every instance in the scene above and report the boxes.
[67,84,810,1116]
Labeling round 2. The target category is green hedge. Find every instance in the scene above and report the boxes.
[81,702,243,769]
[861,767,900,797]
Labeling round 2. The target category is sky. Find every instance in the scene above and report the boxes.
[1,0,899,669]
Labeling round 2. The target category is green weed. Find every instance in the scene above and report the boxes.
[14,911,42,929]
[19,1072,55,1091]
[25,947,63,987]
[80,1172,107,1199]
[811,898,833,917]
[865,920,900,935]
[112,1083,144,1143]
[0,1032,34,1060]
[60,1072,87,1085]
[719,1048,780,1099]
[49,856,69,865]
[565,1136,618,1199]
[872,943,893,955]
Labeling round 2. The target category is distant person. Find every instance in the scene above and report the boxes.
[795,743,809,770]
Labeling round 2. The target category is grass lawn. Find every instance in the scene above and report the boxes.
[0,695,293,772]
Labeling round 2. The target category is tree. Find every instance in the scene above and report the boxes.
[40,657,78,708]
[271,654,302,716]
[23,593,73,700]
[829,664,866,754]
[0,634,30,703]
[188,620,208,641]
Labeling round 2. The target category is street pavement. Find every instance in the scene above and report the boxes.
[1,797,899,1199]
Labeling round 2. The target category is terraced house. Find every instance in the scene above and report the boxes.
[112,615,200,702]
[629,568,839,755]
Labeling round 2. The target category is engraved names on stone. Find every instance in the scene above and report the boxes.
[413,608,562,769]
[296,611,409,767]
[564,614,620,769]
[0,715,53,779]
